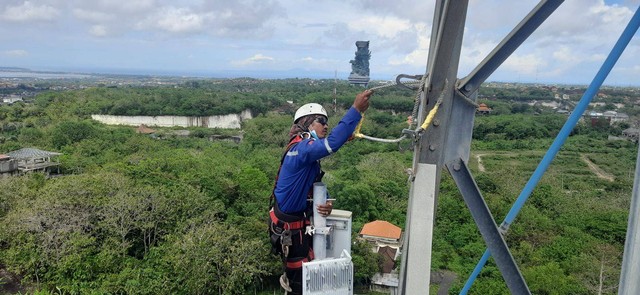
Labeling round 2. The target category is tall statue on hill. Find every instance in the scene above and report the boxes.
[348,41,370,87]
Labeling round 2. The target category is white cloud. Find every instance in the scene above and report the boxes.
[387,26,430,67]
[468,1,536,30]
[590,1,632,25]
[1,1,59,22]
[552,46,582,64]
[134,1,282,37]
[356,0,434,23]
[89,25,109,37]
[95,0,155,13]
[232,54,276,66]
[388,45,429,66]
[73,0,155,14]
[3,49,28,57]
[138,7,205,34]
[201,0,283,38]
[0,0,638,85]
[502,53,547,76]
[295,57,342,70]
[587,53,607,63]
[73,8,114,23]
[460,39,501,70]
[535,0,634,46]
[348,16,412,39]
[388,48,428,70]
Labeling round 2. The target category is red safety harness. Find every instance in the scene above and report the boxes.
[285,249,315,269]
[269,209,308,231]
[268,136,303,210]
[268,135,315,271]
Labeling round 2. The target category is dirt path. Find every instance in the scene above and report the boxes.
[431,270,457,295]
[475,154,487,172]
[581,154,614,182]
[474,151,522,173]
[0,265,24,294]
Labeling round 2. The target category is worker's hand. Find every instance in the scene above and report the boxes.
[353,89,373,112]
[317,200,333,217]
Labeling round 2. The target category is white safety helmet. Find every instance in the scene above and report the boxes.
[294,103,328,123]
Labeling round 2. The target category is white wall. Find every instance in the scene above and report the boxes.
[91,110,253,129]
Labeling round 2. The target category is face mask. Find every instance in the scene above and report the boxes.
[310,129,320,140]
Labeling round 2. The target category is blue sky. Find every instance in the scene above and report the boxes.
[1,0,639,85]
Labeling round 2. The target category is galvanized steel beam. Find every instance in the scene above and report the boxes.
[399,0,469,294]
[619,142,640,295]
[447,159,531,295]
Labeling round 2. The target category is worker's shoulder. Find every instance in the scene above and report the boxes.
[291,138,318,148]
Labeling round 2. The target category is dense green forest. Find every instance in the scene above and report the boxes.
[0,79,637,294]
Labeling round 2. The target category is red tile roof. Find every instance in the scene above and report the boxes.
[360,220,401,240]
[477,103,492,112]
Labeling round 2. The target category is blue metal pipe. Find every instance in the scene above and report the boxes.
[460,6,640,295]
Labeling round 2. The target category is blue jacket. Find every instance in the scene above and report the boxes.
[275,107,362,213]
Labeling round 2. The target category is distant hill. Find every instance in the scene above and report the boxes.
[0,67,31,72]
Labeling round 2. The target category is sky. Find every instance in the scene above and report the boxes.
[1,0,640,86]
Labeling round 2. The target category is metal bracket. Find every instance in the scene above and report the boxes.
[454,83,479,108]
[314,226,332,235]
[402,128,419,142]
[401,129,422,152]
[499,221,510,236]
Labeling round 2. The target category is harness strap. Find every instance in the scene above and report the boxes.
[286,258,308,269]
[269,136,303,208]
[269,209,309,230]
[285,249,315,269]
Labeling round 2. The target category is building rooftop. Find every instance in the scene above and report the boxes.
[477,103,492,112]
[360,220,402,240]
[6,148,61,160]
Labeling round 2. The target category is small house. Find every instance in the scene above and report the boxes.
[360,220,403,294]
[476,103,492,115]
[6,148,61,174]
